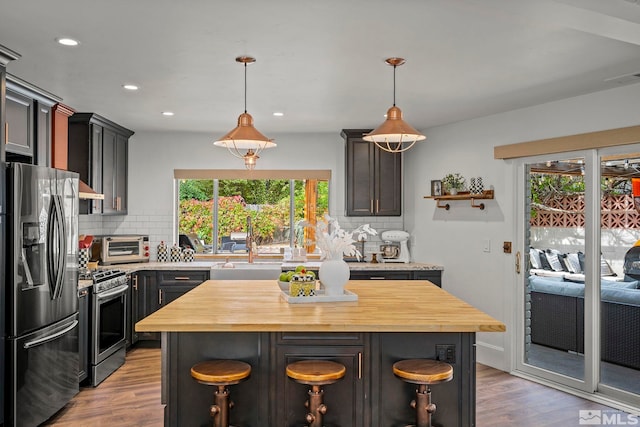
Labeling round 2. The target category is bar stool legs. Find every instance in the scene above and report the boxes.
[392,359,453,427]
[190,359,251,427]
[286,360,346,427]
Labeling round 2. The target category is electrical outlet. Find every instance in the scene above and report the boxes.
[436,344,456,364]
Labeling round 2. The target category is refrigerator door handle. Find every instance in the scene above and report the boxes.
[53,195,67,299]
[23,320,78,349]
[46,197,58,296]
[47,195,67,299]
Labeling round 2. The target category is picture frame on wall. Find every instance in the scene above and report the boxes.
[431,180,442,196]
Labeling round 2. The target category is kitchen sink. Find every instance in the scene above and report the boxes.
[210,262,282,280]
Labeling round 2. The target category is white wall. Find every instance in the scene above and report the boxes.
[404,82,640,370]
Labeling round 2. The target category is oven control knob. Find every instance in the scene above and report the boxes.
[144,245,150,250]
[144,251,150,257]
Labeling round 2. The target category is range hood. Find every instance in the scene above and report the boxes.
[51,103,105,200]
[79,179,104,200]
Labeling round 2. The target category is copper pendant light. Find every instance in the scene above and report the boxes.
[363,57,426,153]
[214,56,276,169]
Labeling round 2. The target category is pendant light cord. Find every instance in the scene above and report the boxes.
[393,64,396,107]
[244,61,248,114]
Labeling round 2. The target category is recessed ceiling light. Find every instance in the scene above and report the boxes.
[273,112,284,117]
[123,84,139,91]
[56,38,79,46]
[162,111,174,116]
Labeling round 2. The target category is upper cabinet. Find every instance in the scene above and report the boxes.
[5,75,60,165]
[68,113,134,215]
[342,129,402,216]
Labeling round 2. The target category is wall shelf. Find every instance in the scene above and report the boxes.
[424,190,494,210]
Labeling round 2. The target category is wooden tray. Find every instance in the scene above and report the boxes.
[280,289,358,304]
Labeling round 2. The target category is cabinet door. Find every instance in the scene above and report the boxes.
[346,134,375,216]
[136,271,160,341]
[89,125,103,213]
[78,288,90,383]
[276,345,365,426]
[350,271,412,280]
[374,148,402,215]
[115,133,128,213]
[36,103,51,166]
[5,89,33,157]
[413,270,442,287]
[344,129,402,216]
[159,284,198,307]
[101,127,117,214]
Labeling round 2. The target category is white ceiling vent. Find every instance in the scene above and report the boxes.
[604,72,640,84]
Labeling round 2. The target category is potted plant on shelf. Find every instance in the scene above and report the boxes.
[442,173,466,195]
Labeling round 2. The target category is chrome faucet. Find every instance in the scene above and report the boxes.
[246,215,254,263]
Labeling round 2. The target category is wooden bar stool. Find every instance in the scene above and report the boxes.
[393,359,453,427]
[190,360,251,427]
[286,360,346,427]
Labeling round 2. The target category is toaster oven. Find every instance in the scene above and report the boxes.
[93,235,150,265]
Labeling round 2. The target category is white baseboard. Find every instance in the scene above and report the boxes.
[476,341,507,371]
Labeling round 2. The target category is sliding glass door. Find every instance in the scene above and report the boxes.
[516,146,640,408]
[597,147,640,403]
[516,152,591,390]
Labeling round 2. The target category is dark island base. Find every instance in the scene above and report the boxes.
[162,331,476,426]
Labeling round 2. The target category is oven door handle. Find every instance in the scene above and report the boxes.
[96,284,129,301]
[23,320,78,349]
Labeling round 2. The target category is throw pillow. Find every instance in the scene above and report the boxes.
[538,251,553,270]
[564,253,582,274]
[601,256,617,277]
[545,249,566,272]
[529,247,541,269]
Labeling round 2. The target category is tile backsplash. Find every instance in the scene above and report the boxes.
[80,211,405,261]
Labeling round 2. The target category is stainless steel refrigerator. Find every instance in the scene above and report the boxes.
[2,163,80,427]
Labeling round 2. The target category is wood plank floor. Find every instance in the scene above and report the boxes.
[44,347,619,426]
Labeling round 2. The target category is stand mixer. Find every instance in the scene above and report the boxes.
[379,230,411,263]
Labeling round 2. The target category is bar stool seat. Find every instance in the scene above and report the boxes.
[286,360,346,427]
[393,359,453,427]
[191,360,251,427]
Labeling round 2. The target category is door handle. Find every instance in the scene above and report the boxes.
[515,251,521,274]
[158,289,163,305]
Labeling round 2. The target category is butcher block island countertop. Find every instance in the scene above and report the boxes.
[138,279,504,427]
[135,279,504,333]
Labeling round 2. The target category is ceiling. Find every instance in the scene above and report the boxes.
[2,0,640,137]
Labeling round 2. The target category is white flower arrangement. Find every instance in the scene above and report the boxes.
[304,215,377,260]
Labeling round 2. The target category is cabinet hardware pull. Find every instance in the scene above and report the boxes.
[515,251,521,274]
[376,199,379,213]
[173,276,191,280]
[158,289,163,305]
[116,197,122,211]
[4,123,8,144]
[369,276,386,280]
[133,275,138,290]
[358,352,362,379]
[370,199,374,213]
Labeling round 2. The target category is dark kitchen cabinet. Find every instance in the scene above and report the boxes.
[132,270,210,342]
[275,333,366,426]
[68,113,134,215]
[78,287,90,383]
[342,129,402,216]
[5,75,58,165]
[349,270,442,287]
[157,270,209,307]
[132,271,160,342]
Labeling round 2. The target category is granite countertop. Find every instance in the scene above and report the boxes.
[79,260,444,290]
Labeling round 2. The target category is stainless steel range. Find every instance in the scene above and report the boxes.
[90,269,128,386]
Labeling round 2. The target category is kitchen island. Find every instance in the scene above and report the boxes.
[136,280,504,426]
